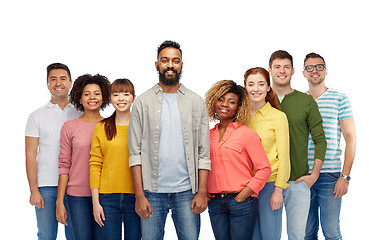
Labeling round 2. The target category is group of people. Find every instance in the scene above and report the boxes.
[25,40,356,240]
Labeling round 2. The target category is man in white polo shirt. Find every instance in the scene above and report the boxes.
[25,63,81,240]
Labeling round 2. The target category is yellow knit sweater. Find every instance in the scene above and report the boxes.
[89,122,135,193]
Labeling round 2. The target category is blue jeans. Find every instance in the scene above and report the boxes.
[35,186,74,240]
[99,193,141,240]
[141,189,200,240]
[67,195,102,240]
[208,193,258,240]
[284,181,311,240]
[305,173,342,240]
[253,182,283,240]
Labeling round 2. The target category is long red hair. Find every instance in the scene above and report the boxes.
[244,67,281,110]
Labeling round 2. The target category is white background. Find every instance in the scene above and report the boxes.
[1,0,367,239]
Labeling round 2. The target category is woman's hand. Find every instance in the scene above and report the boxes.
[93,202,105,227]
[56,202,68,225]
[270,187,283,211]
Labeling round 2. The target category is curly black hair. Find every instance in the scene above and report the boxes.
[69,74,110,111]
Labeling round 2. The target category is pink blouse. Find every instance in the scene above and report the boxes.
[207,122,271,197]
[59,118,97,197]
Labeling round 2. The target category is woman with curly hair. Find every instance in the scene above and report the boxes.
[244,67,290,240]
[56,74,110,240]
[205,80,271,240]
[89,79,141,240]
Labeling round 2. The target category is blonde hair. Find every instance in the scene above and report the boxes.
[205,80,251,126]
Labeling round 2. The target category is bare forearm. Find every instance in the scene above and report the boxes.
[197,169,209,194]
[91,188,100,205]
[340,118,356,176]
[26,157,39,192]
[25,137,39,193]
[130,165,145,198]
[311,158,323,178]
[56,175,69,204]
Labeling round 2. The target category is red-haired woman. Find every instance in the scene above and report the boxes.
[244,67,290,240]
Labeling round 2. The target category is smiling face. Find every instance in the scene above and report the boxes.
[79,84,103,112]
[245,73,270,105]
[214,92,239,121]
[47,69,72,103]
[155,47,183,86]
[303,57,327,86]
[111,91,134,113]
[268,58,295,87]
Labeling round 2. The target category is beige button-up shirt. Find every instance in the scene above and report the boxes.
[128,84,211,194]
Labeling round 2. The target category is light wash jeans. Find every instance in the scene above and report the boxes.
[253,182,283,240]
[284,180,311,240]
[141,189,200,240]
[305,172,342,240]
[35,186,74,240]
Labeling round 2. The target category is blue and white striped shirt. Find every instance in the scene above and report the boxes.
[308,88,353,173]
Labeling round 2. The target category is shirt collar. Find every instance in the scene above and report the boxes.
[213,121,243,130]
[46,101,73,110]
[154,83,186,95]
[256,102,272,116]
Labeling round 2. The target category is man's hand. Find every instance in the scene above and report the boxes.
[29,189,44,209]
[334,177,349,199]
[295,173,319,188]
[135,195,152,219]
[191,191,208,214]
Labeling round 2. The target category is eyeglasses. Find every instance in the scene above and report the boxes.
[304,64,326,72]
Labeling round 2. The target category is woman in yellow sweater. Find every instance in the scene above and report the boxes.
[244,67,290,240]
[89,79,141,240]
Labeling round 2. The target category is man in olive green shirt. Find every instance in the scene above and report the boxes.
[268,50,326,240]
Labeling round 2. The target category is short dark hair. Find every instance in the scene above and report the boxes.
[304,52,326,66]
[69,74,110,111]
[157,40,182,58]
[269,50,293,68]
[46,63,71,82]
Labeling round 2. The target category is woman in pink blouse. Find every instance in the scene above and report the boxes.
[56,74,110,240]
[205,80,271,240]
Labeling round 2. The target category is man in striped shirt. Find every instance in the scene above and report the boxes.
[303,53,356,240]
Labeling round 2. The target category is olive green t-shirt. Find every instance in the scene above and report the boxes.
[280,90,327,181]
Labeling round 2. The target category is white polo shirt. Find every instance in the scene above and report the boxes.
[25,101,82,187]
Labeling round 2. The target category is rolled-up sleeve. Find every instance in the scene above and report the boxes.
[246,132,272,195]
[128,100,143,168]
[198,101,211,170]
[59,123,72,175]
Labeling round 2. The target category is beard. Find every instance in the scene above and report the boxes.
[157,67,182,86]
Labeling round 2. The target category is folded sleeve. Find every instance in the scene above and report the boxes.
[58,123,72,175]
[245,132,272,195]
